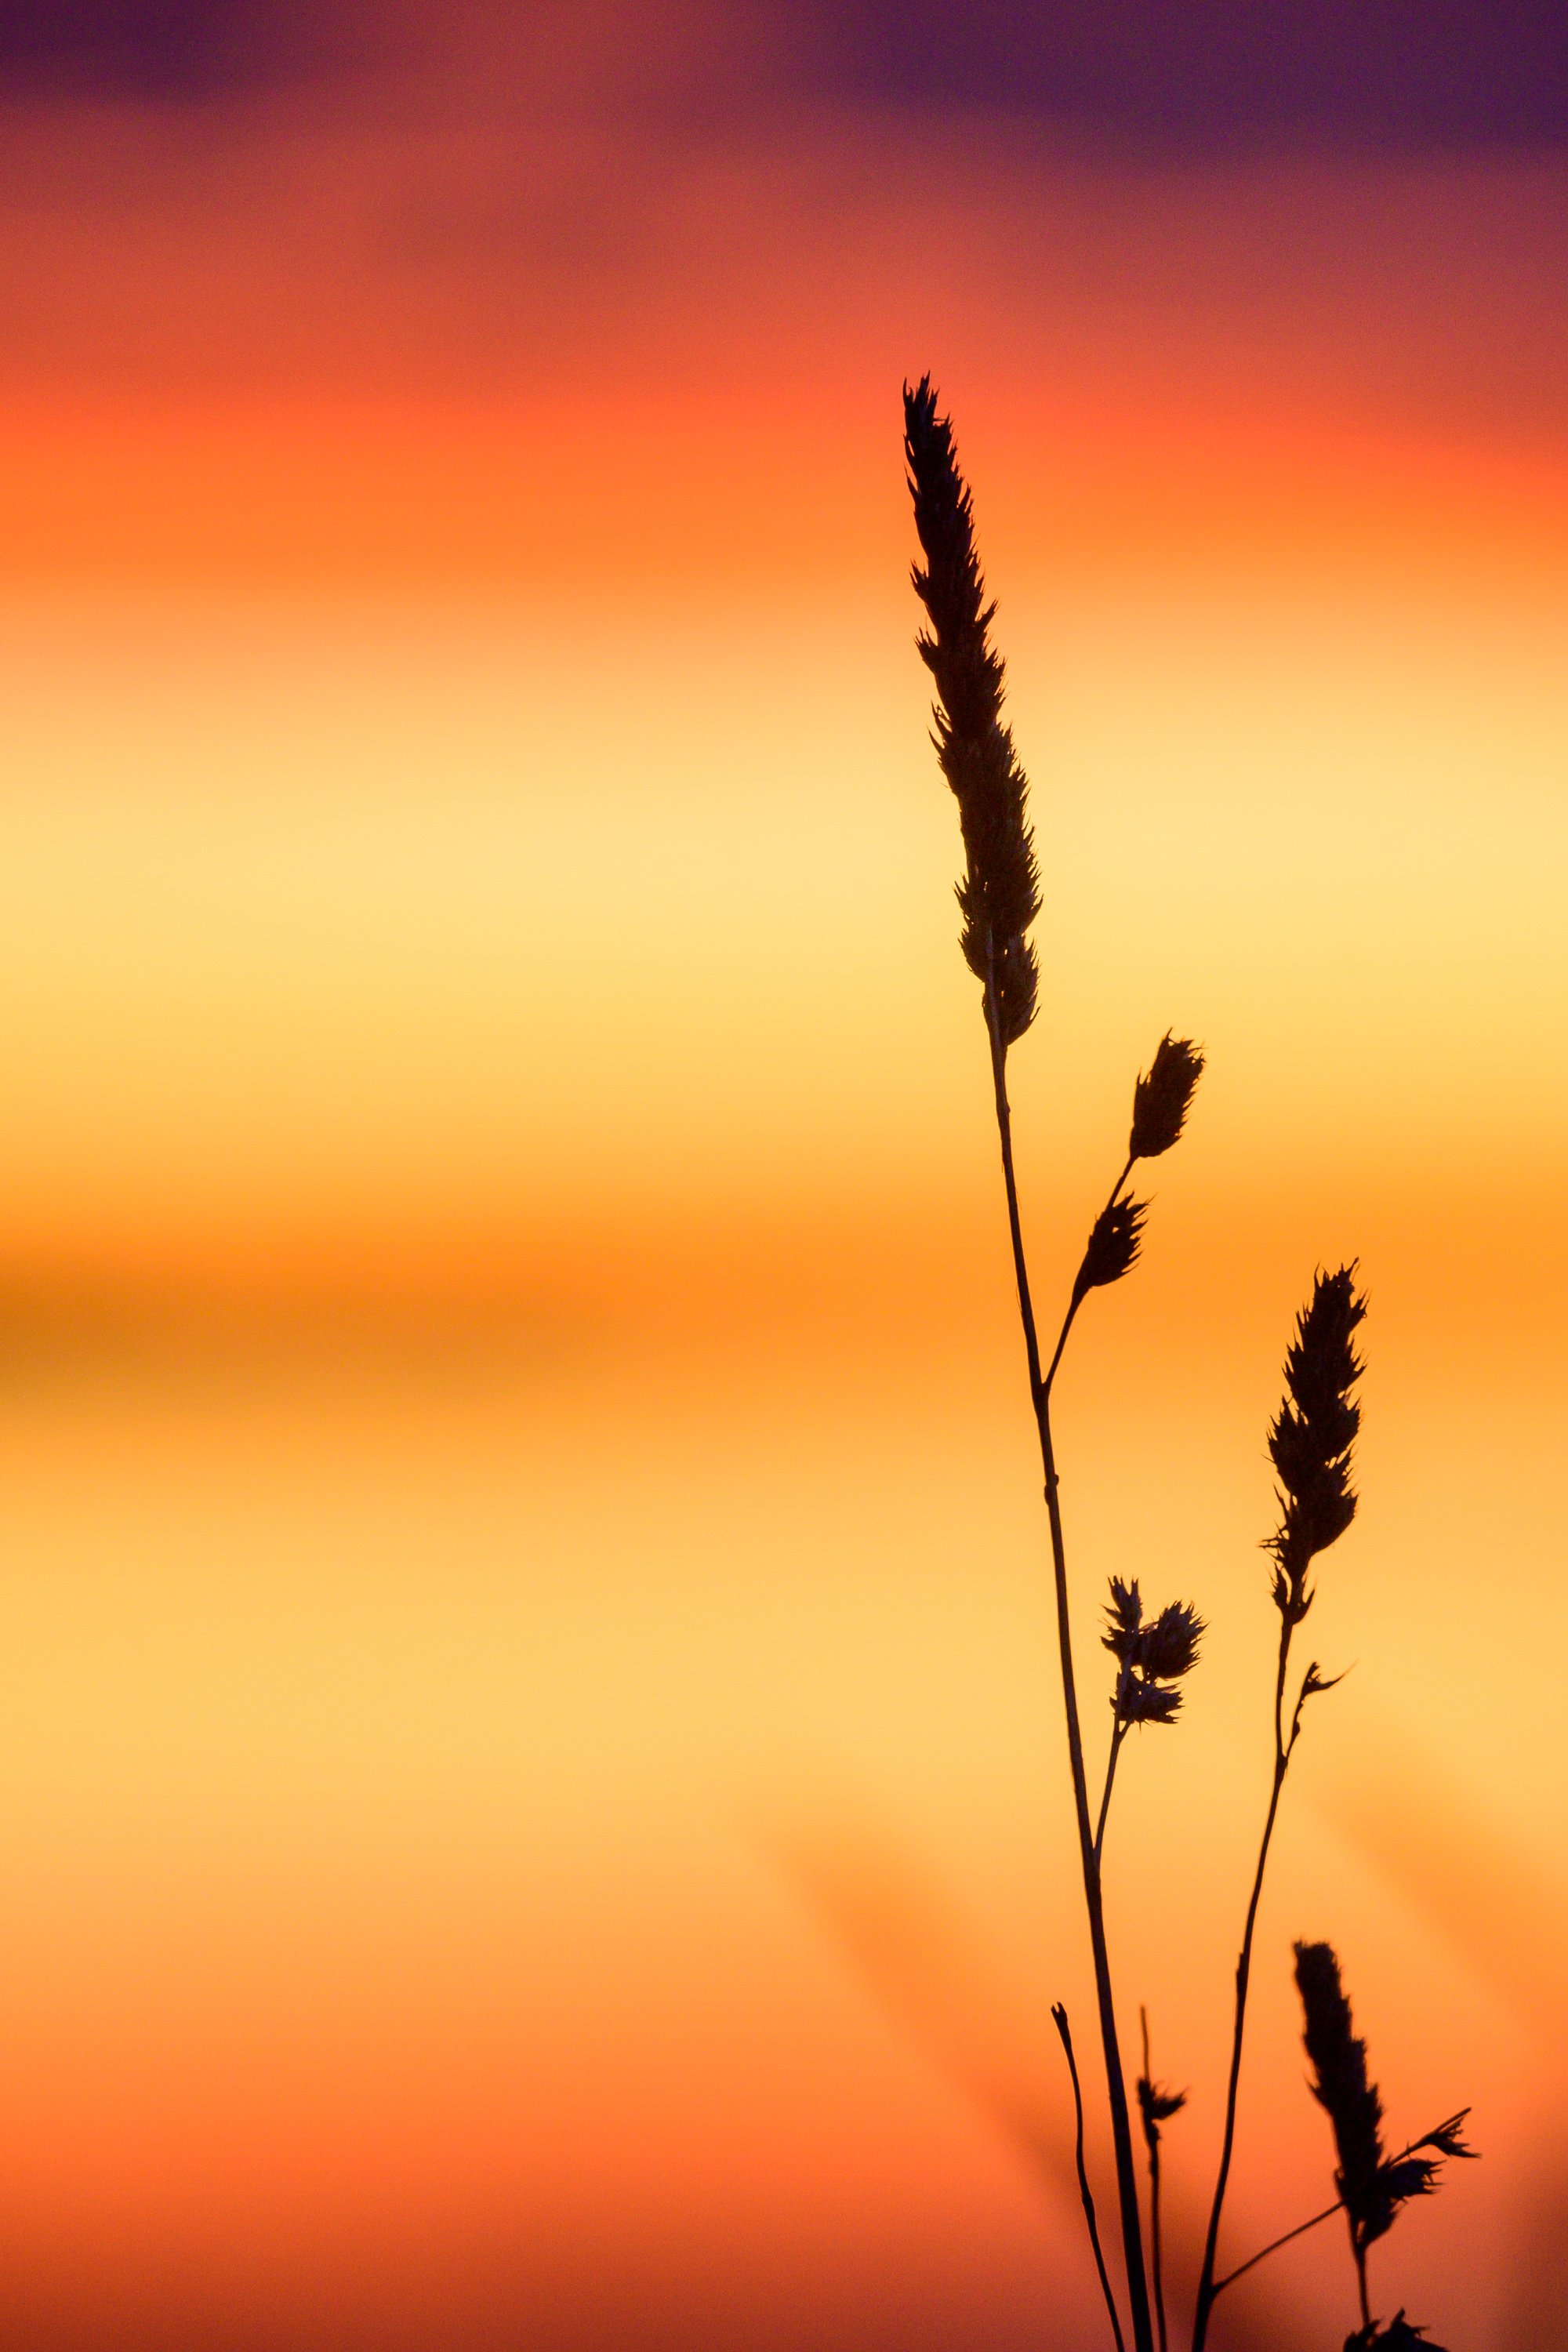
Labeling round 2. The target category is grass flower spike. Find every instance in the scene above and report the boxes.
[1073,1196,1149,1303]
[1102,1579,1203,1728]
[1094,1579,1204,1858]
[1295,1941,1475,2339]
[1136,2074,1188,2136]
[1295,1939,1398,2249]
[1130,1033,1204,1160]
[903,376,1040,1047]
[1268,1264,1367,1624]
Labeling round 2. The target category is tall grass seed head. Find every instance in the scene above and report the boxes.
[1294,1938,1391,2243]
[1268,1265,1367,1622]
[1292,1940,1467,2256]
[904,376,1040,1047]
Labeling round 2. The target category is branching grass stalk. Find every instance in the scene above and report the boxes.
[903,376,1470,2352]
[986,1002,1154,2352]
[1046,1145,1148,2088]
[1192,1267,1364,2350]
[1041,1156,1134,1398]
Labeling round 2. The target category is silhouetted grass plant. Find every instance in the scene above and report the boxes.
[902,377,1475,2352]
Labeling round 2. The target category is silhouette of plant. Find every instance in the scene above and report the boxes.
[901,376,1475,2352]
[1295,1940,1474,2347]
[1192,1266,1363,2347]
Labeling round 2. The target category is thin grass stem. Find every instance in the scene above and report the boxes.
[1191,1618,1296,2350]
[1094,1718,1128,1863]
[1040,1156,1134,1399]
[986,1000,1154,2352]
[1213,2194,1337,2295]
[1053,2004,1128,2352]
[1138,2009,1170,2352]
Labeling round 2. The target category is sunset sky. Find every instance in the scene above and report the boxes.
[0,7,1565,2348]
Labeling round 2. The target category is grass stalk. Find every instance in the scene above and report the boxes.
[1191,1617,1294,2349]
[1094,1716,1129,1862]
[1054,2003,1129,2352]
[902,376,1468,2352]
[1138,2010,1171,2352]
[987,1010,1154,2352]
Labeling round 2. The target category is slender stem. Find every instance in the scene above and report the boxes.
[986,1014,1154,2352]
[1094,1717,1127,1862]
[1149,2135,1166,2352]
[1191,1617,1296,2351]
[1041,1294,1084,1399]
[1139,2009,1168,2352]
[1062,1153,1137,1869]
[1054,2004,1128,2352]
[1041,1156,1135,1399]
[1211,2196,1338,2296]
[1355,2239,1372,2332]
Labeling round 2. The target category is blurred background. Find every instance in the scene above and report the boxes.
[0,4,1565,2345]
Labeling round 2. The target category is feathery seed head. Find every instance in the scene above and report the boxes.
[1267,1265,1367,1622]
[1298,1661,1345,1704]
[1296,1944,1475,2285]
[1293,1939,1471,2263]
[1137,2073,1188,2144]
[1073,1195,1148,1304]
[1370,2111,1477,2215]
[1414,2113,1475,2163]
[1119,1677,1183,1725]
[1130,1033,1205,1160]
[1102,1576,1144,1665]
[1294,1938,1392,2246]
[1141,1600,1204,1682]
[904,377,1040,1047]
[1103,1579,1204,1728]
[1377,2154,1444,2205]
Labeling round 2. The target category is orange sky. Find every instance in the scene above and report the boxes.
[0,22,1565,2350]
